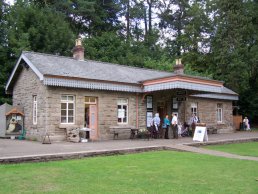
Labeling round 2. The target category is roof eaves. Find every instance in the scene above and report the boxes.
[5,54,23,93]
[5,52,44,93]
[43,74,142,86]
[139,73,224,84]
[22,53,44,80]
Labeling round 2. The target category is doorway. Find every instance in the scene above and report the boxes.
[157,101,166,122]
[84,97,98,140]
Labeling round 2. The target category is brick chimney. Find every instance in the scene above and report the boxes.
[72,37,84,60]
[173,58,184,74]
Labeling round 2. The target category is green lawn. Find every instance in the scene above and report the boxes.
[0,151,257,194]
[205,142,258,157]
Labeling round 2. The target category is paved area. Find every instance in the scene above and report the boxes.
[0,131,258,163]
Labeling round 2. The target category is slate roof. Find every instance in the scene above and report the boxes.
[22,51,175,84]
[5,51,238,99]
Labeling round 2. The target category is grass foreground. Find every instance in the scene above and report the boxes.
[205,141,258,157]
[0,151,258,194]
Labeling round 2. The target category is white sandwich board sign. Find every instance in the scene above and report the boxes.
[193,126,208,142]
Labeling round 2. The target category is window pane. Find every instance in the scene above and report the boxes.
[217,109,222,122]
[68,96,74,101]
[61,103,66,109]
[68,103,74,109]
[68,117,74,123]
[123,106,127,120]
[85,97,90,102]
[68,110,74,116]
[117,98,128,123]
[61,117,66,123]
[61,96,67,101]
[117,98,127,104]
[61,110,66,116]
[90,97,95,103]
[217,104,222,108]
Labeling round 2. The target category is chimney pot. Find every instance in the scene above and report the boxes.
[174,58,184,74]
[73,37,84,60]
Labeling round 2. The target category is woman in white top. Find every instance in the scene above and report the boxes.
[171,113,178,139]
[243,117,250,130]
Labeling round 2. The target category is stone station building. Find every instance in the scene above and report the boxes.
[5,39,238,141]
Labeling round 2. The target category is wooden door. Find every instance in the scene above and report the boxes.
[89,104,98,140]
[157,101,166,121]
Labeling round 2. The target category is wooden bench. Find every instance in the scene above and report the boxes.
[109,126,134,140]
[207,127,218,134]
[113,131,119,139]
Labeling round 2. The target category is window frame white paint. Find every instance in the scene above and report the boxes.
[217,103,223,123]
[117,98,128,124]
[61,95,75,124]
[191,102,198,116]
[33,95,37,125]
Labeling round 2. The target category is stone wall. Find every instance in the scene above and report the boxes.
[12,67,234,141]
[12,67,48,141]
[45,87,145,140]
[144,91,234,133]
[186,97,234,133]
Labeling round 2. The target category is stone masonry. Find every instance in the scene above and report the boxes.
[12,67,48,141]
[12,66,234,142]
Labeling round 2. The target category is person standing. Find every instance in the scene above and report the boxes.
[163,114,170,139]
[153,113,161,138]
[243,117,250,130]
[171,113,178,139]
[190,113,198,136]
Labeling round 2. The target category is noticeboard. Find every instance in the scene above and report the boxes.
[146,96,153,109]
[176,90,187,96]
[146,112,153,127]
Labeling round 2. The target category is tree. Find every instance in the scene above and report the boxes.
[7,1,75,57]
[208,0,251,92]
[237,0,258,121]
[31,0,96,35]
[0,0,76,104]
[31,0,122,36]
[182,0,212,73]
[158,0,190,57]
[0,1,12,104]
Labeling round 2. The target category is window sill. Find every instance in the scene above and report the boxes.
[59,123,78,129]
[117,123,129,125]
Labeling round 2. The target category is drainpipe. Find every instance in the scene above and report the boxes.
[136,93,139,129]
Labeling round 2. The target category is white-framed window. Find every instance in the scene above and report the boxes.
[61,95,75,124]
[191,102,198,115]
[117,98,128,124]
[33,95,37,125]
[217,103,223,122]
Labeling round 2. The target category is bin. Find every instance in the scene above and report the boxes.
[240,122,246,130]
